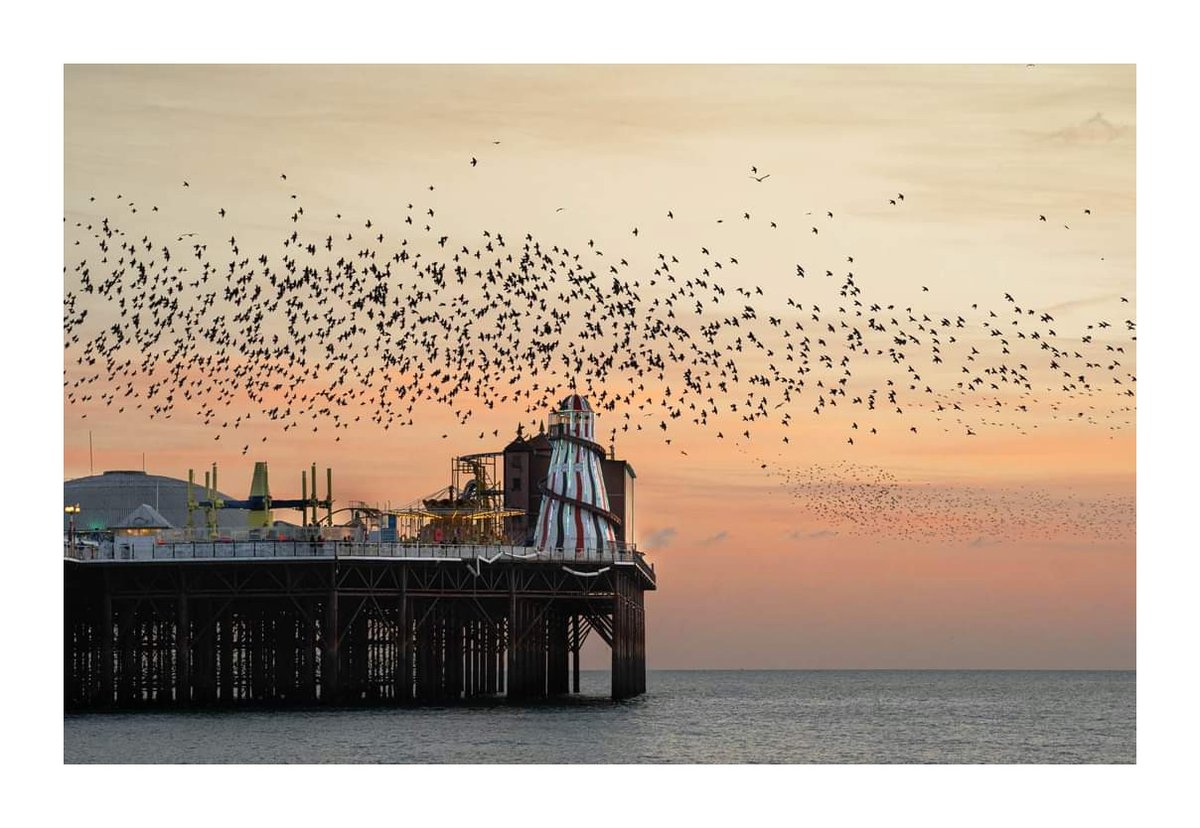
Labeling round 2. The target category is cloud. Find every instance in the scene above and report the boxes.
[1042,294,1124,315]
[699,531,728,546]
[1044,113,1132,146]
[787,529,839,540]
[642,527,677,549]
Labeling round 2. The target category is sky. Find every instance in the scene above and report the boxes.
[63,64,1135,669]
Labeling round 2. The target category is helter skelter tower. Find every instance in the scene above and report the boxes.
[534,394,620,557]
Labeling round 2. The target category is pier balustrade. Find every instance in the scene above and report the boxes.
[64,539,654,581]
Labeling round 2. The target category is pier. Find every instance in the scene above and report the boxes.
[65,395,654,710]
[64,542,653,709]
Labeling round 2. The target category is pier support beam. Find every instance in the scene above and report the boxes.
[612,572,644,701]
[485,619,497,695]
[446,605,462,701]
[507,593,520,700]
[396,576,411,703]
[276,606,296,702]
[507,597,528,700]
[64,604,75,707]
[251,605,266,701]
[301,599,317,703]
[176,592,190,705]
[100,591,113,708]
[117,604,135,707]
[415,600,436,702]
[218,607,233,703]
[572,614,581,694]
[347,597,367,702]
[497,617,506,695]
[323,589,340,704]
[548,609,569,695]
[193,599,214,704]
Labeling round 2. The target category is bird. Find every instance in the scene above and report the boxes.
[750,174,770,182]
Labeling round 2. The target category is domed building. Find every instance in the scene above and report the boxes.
[63,469,240,534]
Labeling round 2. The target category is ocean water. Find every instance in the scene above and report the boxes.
[63,670,1134,764]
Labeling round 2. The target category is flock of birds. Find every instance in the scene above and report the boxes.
[63,158,1135,539]
[763,461,1134,544]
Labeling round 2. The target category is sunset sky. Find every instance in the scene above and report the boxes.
[63,64,1135,669]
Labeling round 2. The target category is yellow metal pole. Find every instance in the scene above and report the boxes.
[204,470,212,536]
[186,469,195,531]
[211,463,219,537]
[311,463,318,526]
[301,470,308,528]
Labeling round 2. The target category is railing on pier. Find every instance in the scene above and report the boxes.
[63,539,654,581]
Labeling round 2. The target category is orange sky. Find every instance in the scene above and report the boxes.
[63,65,1135,668]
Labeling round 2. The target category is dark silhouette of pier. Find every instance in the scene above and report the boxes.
[64,544,653,709]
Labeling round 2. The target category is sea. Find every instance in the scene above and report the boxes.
[63,669,1134,764]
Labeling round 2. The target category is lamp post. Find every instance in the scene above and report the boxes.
[65,504,80,552]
